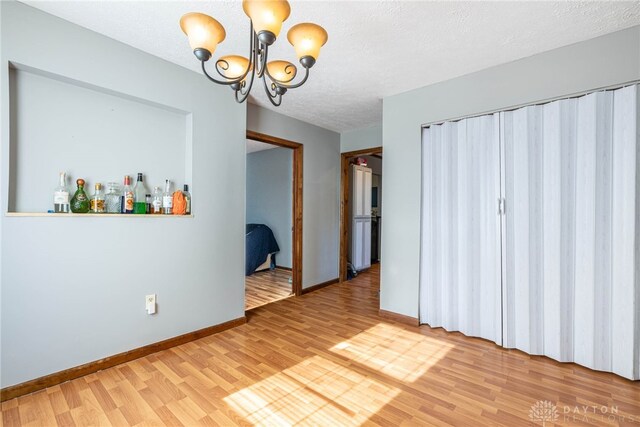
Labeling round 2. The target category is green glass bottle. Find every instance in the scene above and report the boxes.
[133,173,147,214]
[70,178,90,213]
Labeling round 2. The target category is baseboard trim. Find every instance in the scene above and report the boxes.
[0,316,246,402]
[302,278,339,295]
[275,265,292,271]
[379,309,419,327]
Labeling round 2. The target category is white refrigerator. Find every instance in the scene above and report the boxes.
[349,164,372,271]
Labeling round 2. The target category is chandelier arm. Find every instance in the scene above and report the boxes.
[235,63,256,103]
[203,21,256,85]
[241,24,257,91]
[200,61,245,86]
[264,79,282,106]
[267,66,310,90]
[271,95,283,106]
[213,57,251,82]
[264,89,282,106]
[213,58,234,80]
[235,87,247,103]
[262,72,280,99]
[256,41,269,79]
[246,21,257,77]
[241,71,254,96]
[262,72,284,106]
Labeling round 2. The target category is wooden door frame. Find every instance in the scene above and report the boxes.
[340,147,383,282]
[246,130,303,296]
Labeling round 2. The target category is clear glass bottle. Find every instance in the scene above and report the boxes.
[122,175,134,214]
[162,180,173,215]
[90,183,106,213]
[133,173,146,214]
[105,182,121,213]
[183,184,191,215]
[151,186,163,214]
[70,178,90,213]
[53,172,70,213]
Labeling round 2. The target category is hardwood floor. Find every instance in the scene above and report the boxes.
[245,268,293,311]
[3,264,639,426]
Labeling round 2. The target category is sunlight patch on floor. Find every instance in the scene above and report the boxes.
[330,323,453,382]
[223,355,401,426]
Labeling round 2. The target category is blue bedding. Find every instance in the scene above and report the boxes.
[246,224,280,276]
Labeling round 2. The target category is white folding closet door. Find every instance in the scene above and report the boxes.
[420,114,502,345]
[610,86,639,380]
[501,100,577,359]
[501,85,639,380]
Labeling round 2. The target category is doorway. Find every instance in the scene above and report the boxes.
[245,131,303,311]
[340,147,383,282]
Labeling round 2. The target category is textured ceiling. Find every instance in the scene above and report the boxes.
[21,1,640,132]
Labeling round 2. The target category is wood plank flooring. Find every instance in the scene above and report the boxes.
[245,268,293,311]
[3,264,639,426]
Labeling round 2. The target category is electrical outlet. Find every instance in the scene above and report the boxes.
[146,294,156,315]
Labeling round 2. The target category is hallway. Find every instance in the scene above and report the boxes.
[3,264,638,426]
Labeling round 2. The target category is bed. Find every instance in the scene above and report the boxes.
[246,224,280,276]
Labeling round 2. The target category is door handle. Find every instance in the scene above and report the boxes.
[497,198,505,215]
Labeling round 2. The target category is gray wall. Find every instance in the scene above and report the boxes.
[381,25,640,318]
[246,147,293,268]
[1,1,246,387]
[247,104,341,288]
[341,123,382,153]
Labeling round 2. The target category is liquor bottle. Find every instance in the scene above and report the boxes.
[162,180,173,215]
[183,184,191,215]
[105,182,121,213]
[90,183,105,213]
[145,194,152,214]
[53,172,70,213]
[133,173,147,214]
[151,186,163,214]
[70,179,90,213]
[121,175,134,214]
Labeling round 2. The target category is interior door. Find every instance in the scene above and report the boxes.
[354,167,364,216]
[363,169,372,216]
[363,218,371,269]
[352,218,364,270]
[420,114,503,345]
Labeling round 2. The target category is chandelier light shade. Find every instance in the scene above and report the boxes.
[218,55,251,79]
[179,0,327,106]
[242,0,291,42]
[179,13,226,57]
[287,23,328,62]
[266,60,297,83]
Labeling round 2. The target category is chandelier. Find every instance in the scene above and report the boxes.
[180,0,328,106]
